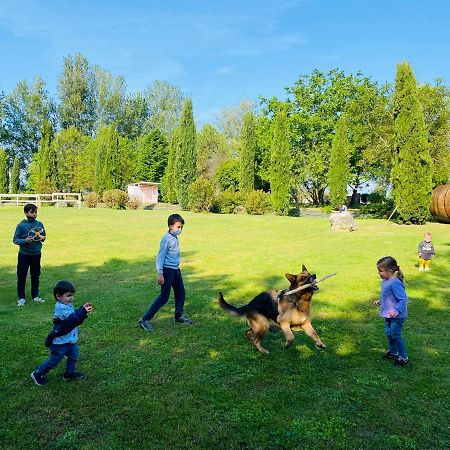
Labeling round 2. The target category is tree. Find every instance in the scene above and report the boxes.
[35,120,58,193]
[160,127,180,203]
[196,124,228,179]
[0,148,9,192]
[239,112,256,192]
[103,124,123,190]
[94,125,110,193]
[135,129,168,182]
[118,92,150,140]
[418,80,450,186]
[58,53,96,135]
[270,104,291,214]
[145,80,184,139]
[10,156,20,193]
[328,115,351,208]
[174,99,197,209]
[391,62,432,224]
[2,78,53,165]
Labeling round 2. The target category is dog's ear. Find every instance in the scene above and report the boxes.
[285,273,297,283]
[301,265,308,272]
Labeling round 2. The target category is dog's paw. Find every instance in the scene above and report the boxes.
[284,340,294,349]
[315,342,326,350]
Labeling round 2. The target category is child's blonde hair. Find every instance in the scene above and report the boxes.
[377,256,404,283]
[424,232,432,240]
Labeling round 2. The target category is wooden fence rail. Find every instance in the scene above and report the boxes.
[0,193,82,208]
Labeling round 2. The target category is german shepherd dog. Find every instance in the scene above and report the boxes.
[218,265,326,353]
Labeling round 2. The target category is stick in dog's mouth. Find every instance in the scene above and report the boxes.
[279,272,337,297]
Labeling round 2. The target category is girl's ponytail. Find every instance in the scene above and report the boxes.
[377,256,405,284]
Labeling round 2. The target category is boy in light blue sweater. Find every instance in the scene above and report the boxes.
[139,214,192,331]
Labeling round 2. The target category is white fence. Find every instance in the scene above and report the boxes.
[0,193,82,208]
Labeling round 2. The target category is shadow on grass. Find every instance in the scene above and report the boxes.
[0,251,449,450]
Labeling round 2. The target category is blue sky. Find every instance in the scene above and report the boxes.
[1,0,449,126]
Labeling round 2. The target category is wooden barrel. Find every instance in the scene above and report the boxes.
[430,184,450,224]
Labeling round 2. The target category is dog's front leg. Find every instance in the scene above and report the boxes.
[279,321,295,349]
[301,321,326,349]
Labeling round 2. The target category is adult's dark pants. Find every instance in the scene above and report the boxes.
[142,267,185,321]
[17,252,41,299]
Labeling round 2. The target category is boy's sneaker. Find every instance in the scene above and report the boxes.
[139,318,153,331]
[32,297,45,303]
[63,371,84,381]
[382,351,397,361]
[174,315,192,325]
[394,356,409,367]
[17,298,26,307]
[31,371,48,386]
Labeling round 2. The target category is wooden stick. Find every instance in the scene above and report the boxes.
[280,272,337,297]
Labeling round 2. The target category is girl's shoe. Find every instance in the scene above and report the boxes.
[394,356,409,367]
[382,351,397,360]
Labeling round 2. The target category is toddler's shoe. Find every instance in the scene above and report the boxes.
[425,267,430,271]
[32,297,45,303]
[63,371,84,381]
[139,318,154,331]
[31,371,48,386]
[382,351,397,361]
[418,267,424,272]
[174,315,192,325]
[17,298,26,307]
[394,356,409,367]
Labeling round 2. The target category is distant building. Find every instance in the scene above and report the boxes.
[127,182,159,204]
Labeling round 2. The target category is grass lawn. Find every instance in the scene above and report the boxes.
[0,207,449,449]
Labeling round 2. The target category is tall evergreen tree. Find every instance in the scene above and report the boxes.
[174,99,197,209]
[36,120,58,193]
[328,115,351,208]
[392,62,432,224]
[161,127,180,203]
[0,149,9,192]
[94,125,110,194]
[103,124,123,190]
[239,112,256,192]
[269,104,291,215]
[136,129,168,182]
[10,156,20,193]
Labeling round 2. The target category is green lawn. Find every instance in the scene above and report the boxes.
[0,207,449,449]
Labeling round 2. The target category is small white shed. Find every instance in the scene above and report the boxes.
[127,182,159,204]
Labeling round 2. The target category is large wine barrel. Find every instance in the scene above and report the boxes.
[430,184,450,224]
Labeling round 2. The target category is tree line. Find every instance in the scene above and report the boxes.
[0,53,449,224]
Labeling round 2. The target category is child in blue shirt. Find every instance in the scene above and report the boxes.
[373,256,409,366]
[13,203,46,306]
[31,280,93,386]
[139,214,192,331]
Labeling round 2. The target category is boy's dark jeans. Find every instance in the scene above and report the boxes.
[37,343,79,375]
[17,252,41,299]
[143,267,186,321]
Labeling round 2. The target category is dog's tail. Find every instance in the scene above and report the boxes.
[218,292,246,317]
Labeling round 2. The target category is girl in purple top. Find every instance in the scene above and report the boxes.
[373,256,409,366]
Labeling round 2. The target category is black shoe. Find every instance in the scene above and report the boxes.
[382,351,397,361]
[139,318,154,331]
[63,371,84,381]
[31,371,48,386]
[394,356,409,367]
[174,315,192,325]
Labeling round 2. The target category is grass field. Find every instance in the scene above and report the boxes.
[0,207,449,449]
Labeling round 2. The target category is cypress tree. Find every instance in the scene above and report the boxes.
[270,104,292,215]
[239,112,256,192]
[10,156,20,193]
[94,125,109,194]
[136,129,168,182]
[103,124,123,190]
[36,120,58,193]
[391,62,432,224]
[0,149,9,193]
[161,127,179,203]
[174,99,197,209]
[328,115,351,208]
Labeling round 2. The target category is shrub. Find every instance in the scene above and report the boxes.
[215,160,240,192]
[244,190,272,215]
[213,191,244,214]
[84,192,101,208]
[187,178,215,212]
[102,189,128,209]
[359,198,395,218]
[126,200,140,210]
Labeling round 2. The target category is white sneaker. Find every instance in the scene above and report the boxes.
[418,268,424,272]
[32,297,45,303]
[425,267,430,271]
[17,298,26,307]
